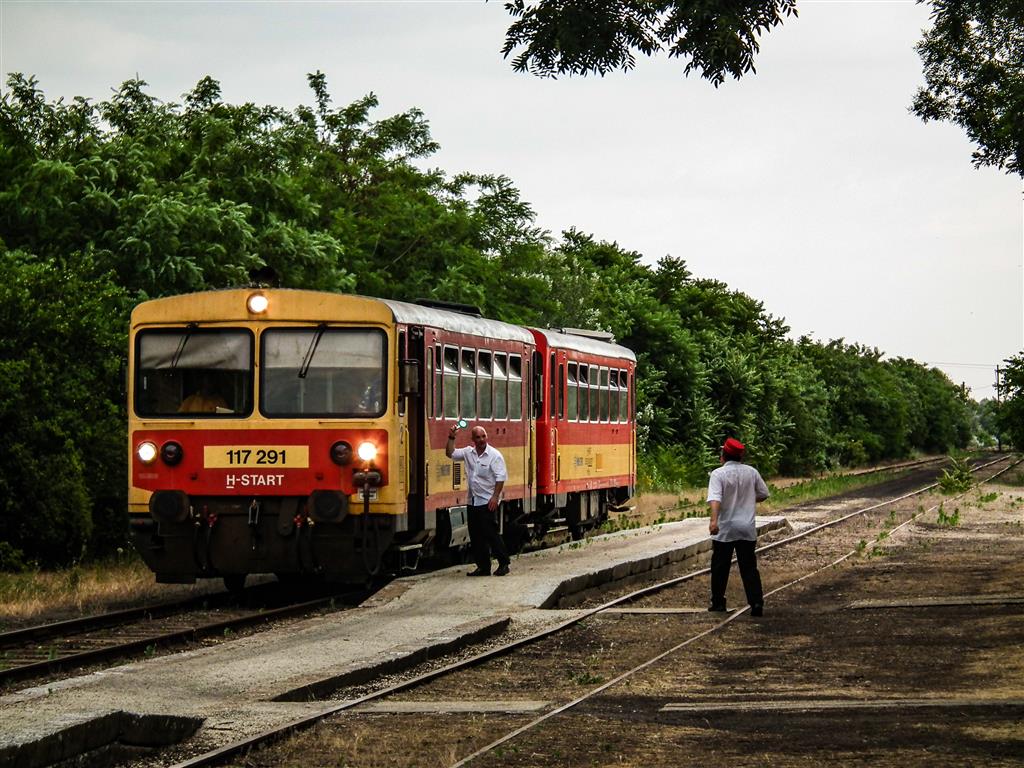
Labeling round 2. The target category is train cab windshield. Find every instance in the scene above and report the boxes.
[260,328,386,417]
[134,329,254,417]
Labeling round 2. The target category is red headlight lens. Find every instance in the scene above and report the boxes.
[161,441,184,466]
[330,441,353,466]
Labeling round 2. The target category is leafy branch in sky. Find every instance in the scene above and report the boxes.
[912,0,1024,175]
[501,0,797,84]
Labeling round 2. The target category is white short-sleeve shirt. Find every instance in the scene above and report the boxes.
[706,460,769,542]
[450,444,508,506]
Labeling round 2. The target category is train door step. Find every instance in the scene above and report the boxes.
[393,542,423,571]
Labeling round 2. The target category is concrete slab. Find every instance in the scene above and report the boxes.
[351,700,549,714]
[849,594,1024,609]
[660,697,1024,713]
[0,515,785,766]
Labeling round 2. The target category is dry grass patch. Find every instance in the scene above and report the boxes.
[0,554,224,629]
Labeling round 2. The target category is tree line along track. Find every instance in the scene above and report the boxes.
[0,583,371,688]
[167,452,1021,768]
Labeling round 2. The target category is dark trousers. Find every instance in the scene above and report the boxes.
[710,539,763,609]
[467,503,510,573]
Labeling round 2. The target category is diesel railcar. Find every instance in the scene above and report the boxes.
[128,288,635,585]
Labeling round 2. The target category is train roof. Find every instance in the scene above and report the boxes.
[131,289,534,345]
[381,299,534,344]
[530,327,636,362]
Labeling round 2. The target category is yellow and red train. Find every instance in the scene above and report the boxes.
[128,289,636,585]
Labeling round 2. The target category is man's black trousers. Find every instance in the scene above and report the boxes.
[710,538,763,609]
[467,503,510,573]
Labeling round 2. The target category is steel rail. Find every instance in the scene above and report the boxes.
[0,590,366,687]
[0,580,299,646]
[449,454,1023,766]
[169,452,1018,768]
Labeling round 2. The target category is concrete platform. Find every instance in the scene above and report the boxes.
[0,515,786,768]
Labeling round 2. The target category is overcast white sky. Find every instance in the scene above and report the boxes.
[2,0,1021,399]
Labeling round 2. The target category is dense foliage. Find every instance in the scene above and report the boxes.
[913,0,1024,175]
[0,73,974,567]
[996,354,1024,450]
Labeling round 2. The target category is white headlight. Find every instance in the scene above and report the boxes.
[247,293,269,313]
[357,441,378,462]
[137,441,158,464]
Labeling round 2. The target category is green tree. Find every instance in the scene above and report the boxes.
[996,353,1024,448]
[0,71,980,565]
[502,0,797,84]
[913,0,1024,175]
[0,251,129,566]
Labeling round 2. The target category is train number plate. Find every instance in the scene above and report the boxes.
[204,446,309,469]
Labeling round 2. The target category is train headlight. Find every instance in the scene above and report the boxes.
[137,441,158,464]
[247,293,269,314]
[161,441,184,466]
[330,441,353,466]
[357,441,377,463]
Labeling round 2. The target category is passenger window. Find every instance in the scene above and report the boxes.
[610,368,620,422]
[599,367,609,422]
[549,353,556,419]
[493,353,508,419]
[460,349,477,419]
[508,354,522,420]
[622,370,630,422]
[567,362,578,422]
[443,346,459,418]
[578,364,590,422]
[478,351,493,419]
[433,345,443,418]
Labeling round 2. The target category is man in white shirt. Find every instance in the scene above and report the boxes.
[707,437,769,615]
[446,425,511,576]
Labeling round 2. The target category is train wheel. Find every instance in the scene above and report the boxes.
[223,574,247,593]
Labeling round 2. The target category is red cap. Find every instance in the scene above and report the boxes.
[722,437,745,459]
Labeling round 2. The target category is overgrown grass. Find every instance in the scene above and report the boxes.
[760,469,909,510]
[0,552,222,629]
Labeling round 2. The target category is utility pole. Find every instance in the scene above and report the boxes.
[995,366,1002,453]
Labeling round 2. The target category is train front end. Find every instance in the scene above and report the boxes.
[127,289,402,585]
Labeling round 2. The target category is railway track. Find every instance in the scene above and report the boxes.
[5,460,943,692]
[166,452,1021,768]
[0,583,371,687]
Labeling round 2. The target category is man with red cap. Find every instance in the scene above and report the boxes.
[706,437,769,616]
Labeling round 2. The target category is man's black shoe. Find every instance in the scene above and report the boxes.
[750,604,763,617]
[708,603,727,613]
[467,568,490,577]
[493,563,510,576]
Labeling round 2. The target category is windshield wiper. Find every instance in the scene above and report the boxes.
[170,323,199,369]
[298,324,327,379]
